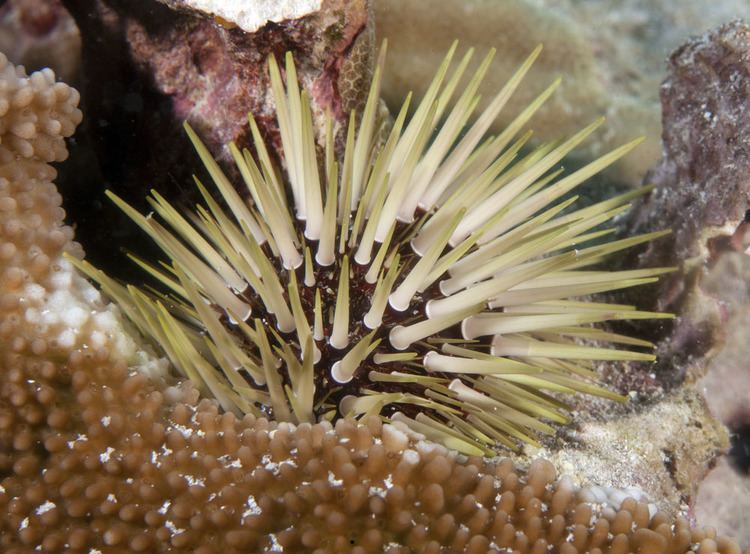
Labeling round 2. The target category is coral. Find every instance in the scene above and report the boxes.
[0,52,81,164]
[697,457,750,549]
[0,55,164,374]
[1,342,745,552]
[373,0,749,186]
[700,252,750,425]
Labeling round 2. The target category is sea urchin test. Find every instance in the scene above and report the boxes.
[71,43,673,455]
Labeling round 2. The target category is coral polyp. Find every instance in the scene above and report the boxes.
[73,43,672,455]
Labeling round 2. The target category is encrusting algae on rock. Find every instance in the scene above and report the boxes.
[0,43,747,552]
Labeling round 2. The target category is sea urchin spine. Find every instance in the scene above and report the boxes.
[71,42,673,455]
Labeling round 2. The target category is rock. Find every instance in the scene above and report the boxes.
[529,386,728,520]
[699,252,750,424]
[626,20,750,366]
[622,20,750,544]
[0,0,81,82]
[693,251,750,545]
[374,0,750,186]
[61,0,373,279]
[695,457,750,546]
[160,0,323,34]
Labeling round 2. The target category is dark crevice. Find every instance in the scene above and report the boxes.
[729,423,750,474]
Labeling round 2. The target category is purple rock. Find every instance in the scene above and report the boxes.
[628,20,750,364]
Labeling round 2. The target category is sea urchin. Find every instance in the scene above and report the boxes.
[71,43,673,455]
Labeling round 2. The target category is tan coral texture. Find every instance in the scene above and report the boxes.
[0,52,81,163]
[0,55,152,369]
[0,55,747,553]
[0,347,746,553]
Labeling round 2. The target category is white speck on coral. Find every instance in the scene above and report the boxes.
[172,422,194,438]
[157,500,171,514]
[67,433,88,448]
[260,453,280,475]
[188,413,207,436]
[218,455,242,468]
[242,495,262,520]
[368,485,387,497]
[184,474,205,487]
[99,446,115,463]
[327,470,343,487]
[165,520,185,536]
[100,415,111,427]
[268,533,283,552]
[19,517,29,530]
[35,501,56,515]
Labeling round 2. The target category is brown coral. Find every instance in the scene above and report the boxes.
[1,347,747,553]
